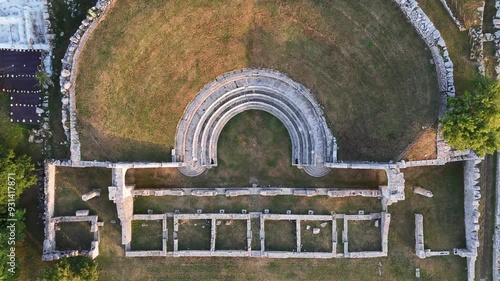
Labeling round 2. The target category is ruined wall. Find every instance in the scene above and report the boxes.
[60,0,114,162]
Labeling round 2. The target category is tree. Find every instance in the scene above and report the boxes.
[41,257,98,281]
[0,144,35,280]
[441,78,500,156]
[0,145,37,213]
[0,209,25,281]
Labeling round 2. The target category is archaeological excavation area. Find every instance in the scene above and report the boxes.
[34,0,497,280]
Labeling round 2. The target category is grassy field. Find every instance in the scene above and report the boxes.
[54,167,112,217]
[76,0,438,163]
[134,196,382,216]
[215,220,248,250]
[178,219,211,251]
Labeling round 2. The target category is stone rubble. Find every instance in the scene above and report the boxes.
[413,186,433,198]
[81,189,100,201]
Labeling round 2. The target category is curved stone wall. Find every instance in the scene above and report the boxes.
[175,69,337,177]
[60,0,114,163]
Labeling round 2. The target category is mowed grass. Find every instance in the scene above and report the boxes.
[76,0,438,162]
[265,220,297,251]
[54,167,113,217]
[215,220,248,250]
[347,220,382,252]
[177,219,211,251]
[301,221,333,252]
[131,220,163,251]
[134,195,382,216]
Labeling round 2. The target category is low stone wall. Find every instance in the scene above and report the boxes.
[59,0,114,162]
[42,212,102,261]
[132,187,381,198]
[160,212,389,259]
[438,0,466,31]
[454,158,482,281]
[415,214,450,259]
[395,0,455,97]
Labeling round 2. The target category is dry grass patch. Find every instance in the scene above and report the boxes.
[177,219,211,251]
[55,222,93,251]
[402,126,437,161]
[131,220,163,251]
[215,220,248,250]
[76,0,438,162]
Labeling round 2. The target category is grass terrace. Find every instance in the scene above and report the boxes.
[76,0,438,163]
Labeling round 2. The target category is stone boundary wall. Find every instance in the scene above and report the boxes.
[126,214,167,257]
[470,1,486,76]
[454,158,482,281]
[394,0,455,97]
[493,153,500,280]
[42,161,105,261]
[438,0,466,31]
[132,187,381,198]
[163,212,389,259]
[394,0,475,165]
[59,0,114,163]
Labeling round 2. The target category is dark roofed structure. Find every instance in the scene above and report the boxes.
[0,49,43,125]
[10,106,41,125]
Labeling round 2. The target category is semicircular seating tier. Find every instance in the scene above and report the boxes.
[175,69,337,177]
